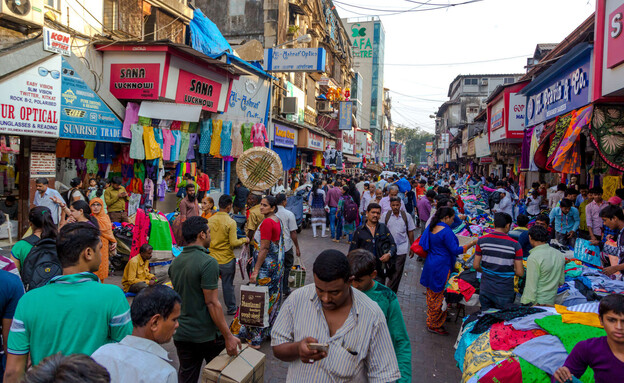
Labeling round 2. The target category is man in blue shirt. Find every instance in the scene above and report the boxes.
[32,178,64,224]
[549,199,580,249]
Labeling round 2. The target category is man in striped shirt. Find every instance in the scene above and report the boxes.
[271,250,400,383]
[473,213,524,311]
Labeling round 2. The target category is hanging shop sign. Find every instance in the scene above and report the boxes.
[480,156,493,164]
[43,27,71,56]
[0,55,61,138]
[109,63,160,100]
[607,1,624,69]
[59,58,125,142]
[274,123,295,148]
[475,134,491,158]
[263,48,327,72]
[308,132,323,150]
[342,128,355,154]
[339,101,353,130]
[489,98,506,142]
[594,0,624,98]
[491,109,504,130]
[524,45,592,126]
[30,152,56,178]
[222,75,270,124]
[508,93,526,133]
[425,142,433,153]
[176,70,223,112]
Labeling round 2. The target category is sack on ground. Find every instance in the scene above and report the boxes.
[239,284,269,327]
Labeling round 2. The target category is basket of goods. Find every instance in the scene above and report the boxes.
[365,163,383,174]
[236,147,283,191]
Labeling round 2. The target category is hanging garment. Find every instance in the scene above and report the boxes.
[138,116,151,126]
[56,139,71,158]
[120,145,132,165]
[170,120,181,130]
[130,209,150,259]
[154,127,164,147]
[95,142,115,164]
[178,132,191,160]
[180,121,190,132]
[241,122,253,151]
[122,102,140,139]
[590,104,624,171]
[602,176,622,201]
[251,123,268,147]
[158,180,167,201]
[143,126,162,160]
[528,123,544,172]
[210,120,223,156]
[130,124,146,160]
[133,162,146,182]
[170,130,182,162]
[86,159,98,176]
[84,141,96,160]
[552,105,593,174]
[187,133,198,161]
[532,120,557,171]
[545,113,574,171]
[199,119,212,154]
[70,140,85,159]
[148,213,173,250]
[162,129,174,161]
[220,121,233,156]
[520,127,533,171]
[230,123,244,157]
[188,121,198,133]
[159,120,172,129]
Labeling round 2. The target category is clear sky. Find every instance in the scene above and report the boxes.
[334,0,596,133]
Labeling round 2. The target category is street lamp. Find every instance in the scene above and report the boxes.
[275,34,312,48]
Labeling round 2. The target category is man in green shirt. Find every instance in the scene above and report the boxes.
[168,215,241,383]
[521,225,565,306]
[4,222,132,383]
[347,249,412,383]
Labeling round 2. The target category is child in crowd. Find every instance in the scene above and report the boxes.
[554,294,624,383]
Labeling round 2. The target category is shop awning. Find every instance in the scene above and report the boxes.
[344,154,362,163]
[138,102,202,122]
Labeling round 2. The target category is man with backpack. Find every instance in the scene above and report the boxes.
[382,197,416,293]
[339,185,359,243]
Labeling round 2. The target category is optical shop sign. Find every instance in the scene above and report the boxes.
[222,75,269,123]
[0,55,61,137]
[59,58,125,142]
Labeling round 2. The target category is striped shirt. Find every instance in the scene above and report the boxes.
[271,284,400,383]
[476,231,522,297]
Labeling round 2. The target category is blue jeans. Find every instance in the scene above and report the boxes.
[336,213,343,239]
[329,207,338,238]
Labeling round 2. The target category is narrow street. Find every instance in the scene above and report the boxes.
[109,227,465,382]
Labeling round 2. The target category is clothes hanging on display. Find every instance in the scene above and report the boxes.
[241,123,253,151]
[199,119,212,154]
[84,141,96,160]
[210,120,223,156]
[178,132,191,160]
[122,102,140,139]
[251,123,268,147]
[187,133,198,161]
[95,143,114,164]
[230,123,244,158]
[162,129,174,161]
[130,124,146,160]
[528,123,544,172]
[220,121,232,157]
[170,130,182,162]
[143,126,162,160]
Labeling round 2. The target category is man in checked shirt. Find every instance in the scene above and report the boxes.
[271,250,400,382]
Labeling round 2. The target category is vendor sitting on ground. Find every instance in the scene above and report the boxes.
[122,244,157,293]
[554,294,624,383]
[520,225,565,306]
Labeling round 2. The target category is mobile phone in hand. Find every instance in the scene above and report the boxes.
[308,343,329,352]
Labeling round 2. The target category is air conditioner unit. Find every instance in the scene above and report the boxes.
[481,79,488,86]
[317,100,333,113]
[282,97,298,115]
[0,0,44,28]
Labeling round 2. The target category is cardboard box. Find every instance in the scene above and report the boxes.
[202,345,265,383]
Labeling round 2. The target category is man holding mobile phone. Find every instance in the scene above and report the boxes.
[271,250,400,382]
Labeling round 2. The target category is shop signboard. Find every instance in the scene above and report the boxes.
[176,70,223,112]
[222,75,270,124]
[339,101,353,130]
[595,0,624,98]
[480,156,493,164]
[263,48,326,72]
[109,63,160,100]
[30,152,56,178]
[507,93,526,137]
[425,142,433,153]
[525,47,591,126]
[59,58,125,142]
[491,109,504,130]
[475,134,491,158]
[607,2,624,69]
[274,123,295,148]
[467,138,476,156]
[308,131,323,150]
[342,128,355,154]
[366,137,373,157]
[0,55,61,138]
[43,27,71,56]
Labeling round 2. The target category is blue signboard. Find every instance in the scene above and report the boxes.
[263,48,326,72]
[59,58,126,142]
[524,44,592,127]
[339,101,353,130]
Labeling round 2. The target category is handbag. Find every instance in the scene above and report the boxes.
[573,238,602,267]
[239,284,269,328]
[288,254,306,289]
[410,235,427,258]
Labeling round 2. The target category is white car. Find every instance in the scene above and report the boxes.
[380,171,399,179]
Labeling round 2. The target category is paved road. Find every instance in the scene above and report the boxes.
[108,226,466,382]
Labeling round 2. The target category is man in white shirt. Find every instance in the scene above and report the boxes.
[379,185,406,216]
[91,285,181,383]
[376,175,388,192]
[272,178,286,195]
[33,177,64,224]
[382,197,416,293]
[360,182,376,214]
[276,193,301,297]
[355,177,366,196]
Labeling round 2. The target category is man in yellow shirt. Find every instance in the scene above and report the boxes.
[105,177,130,223]
[245,193,263,240]
[208,195,249,314]
[122,244,157,293]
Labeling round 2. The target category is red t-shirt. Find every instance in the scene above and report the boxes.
[197,173,210,191]
[260,218,281,242]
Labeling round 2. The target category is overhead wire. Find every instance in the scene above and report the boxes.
[383,54,531,67]
[333,0,482,16]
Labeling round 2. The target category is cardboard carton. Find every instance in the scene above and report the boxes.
[202,345,265,383]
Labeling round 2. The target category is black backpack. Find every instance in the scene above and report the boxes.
[489,191,501,209]
[21,237,62,291]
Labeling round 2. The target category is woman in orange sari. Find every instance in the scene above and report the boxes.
[89,198,117,281]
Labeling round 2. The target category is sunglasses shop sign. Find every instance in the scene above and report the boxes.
[0,55,61,138]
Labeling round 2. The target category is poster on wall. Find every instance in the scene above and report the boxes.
[109,63,160,100]
[60,58,125,142]
[30,152,56,177]
[342,129,355,154]
[221,75,270,124]
[0,55,61,137]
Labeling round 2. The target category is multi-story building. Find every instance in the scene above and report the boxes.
[343,16,385,147]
